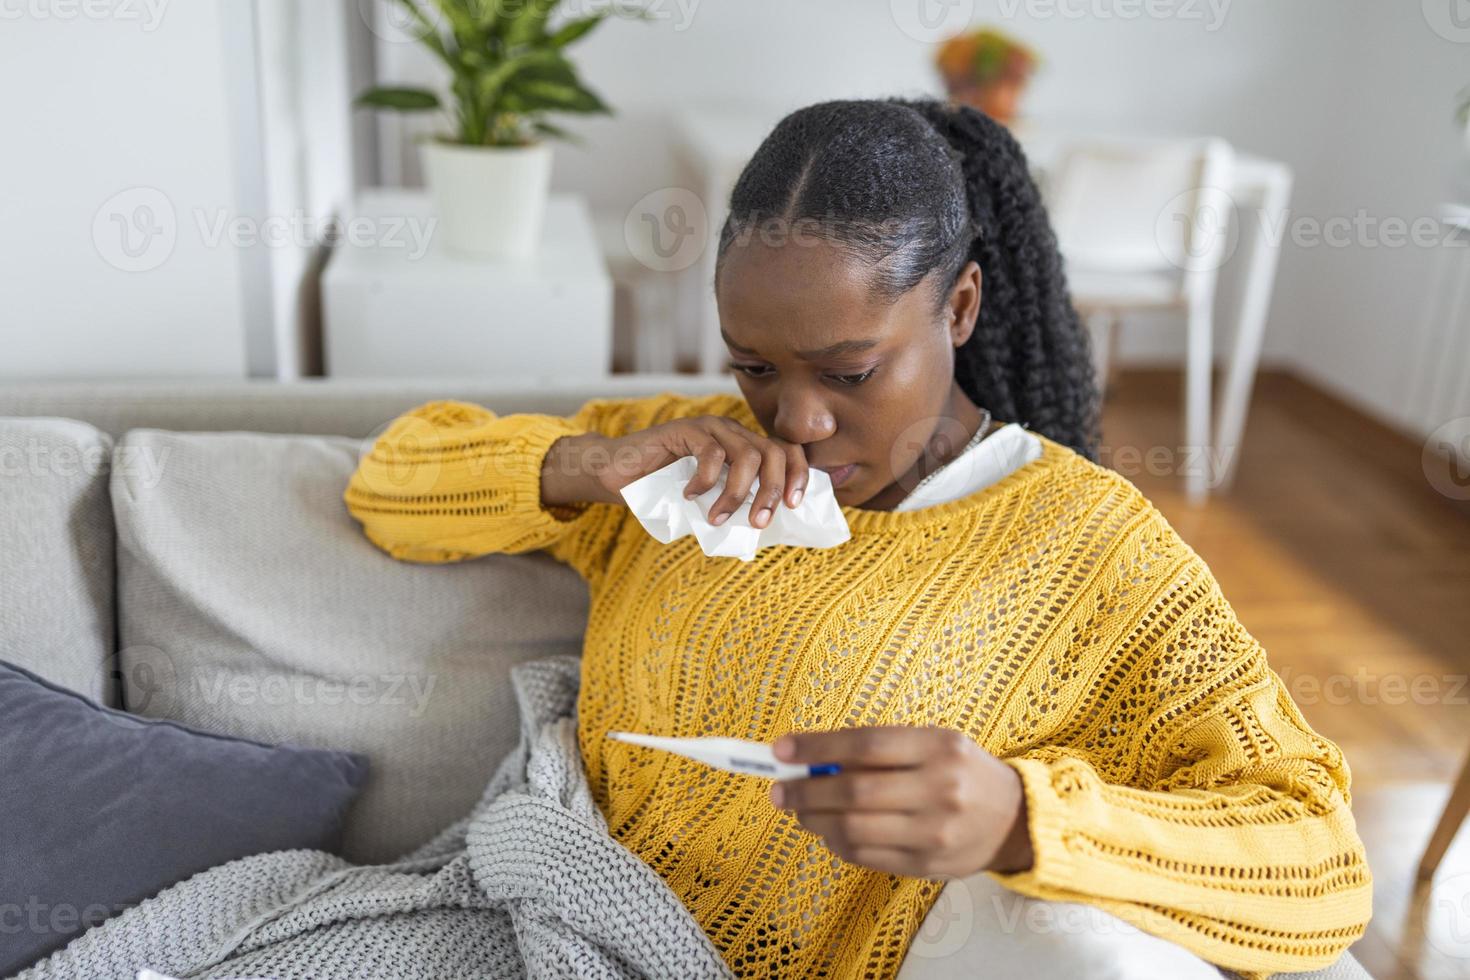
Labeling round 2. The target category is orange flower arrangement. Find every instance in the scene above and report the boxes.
[935,27,1040,127]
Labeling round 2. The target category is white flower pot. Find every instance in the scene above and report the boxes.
[419,139,554,259]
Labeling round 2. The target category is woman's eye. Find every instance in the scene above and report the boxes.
[726,362,875,386]
[728,361,773,379]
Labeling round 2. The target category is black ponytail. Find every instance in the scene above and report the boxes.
[713,97,1102,462]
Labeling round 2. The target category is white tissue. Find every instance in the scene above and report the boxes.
[619,456,851,562]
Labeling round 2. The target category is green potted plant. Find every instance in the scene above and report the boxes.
[356,0,642,258]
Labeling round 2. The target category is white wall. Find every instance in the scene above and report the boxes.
[0,0,372,382]
[0,1,255,380]
[1266,3,1470,440]
[369,0,1470,441]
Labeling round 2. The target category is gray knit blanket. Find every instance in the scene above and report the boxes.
[15,656,734,980]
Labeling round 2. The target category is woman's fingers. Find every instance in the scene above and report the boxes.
[782,440,809,509]
[707,433,765,525]
[682,431,728,500]
[747,438,792,528]
[773,766,933,814]
[791,810,940,855]
[777,725,972,769]
[671,418,808,528]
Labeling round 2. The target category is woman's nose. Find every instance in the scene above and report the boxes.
[773,389,836,445]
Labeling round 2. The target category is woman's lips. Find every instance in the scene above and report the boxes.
[819,463,857,489]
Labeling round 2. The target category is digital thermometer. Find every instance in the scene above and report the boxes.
[606,731,841,781]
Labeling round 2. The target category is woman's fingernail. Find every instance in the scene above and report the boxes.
[769,783,785,808]
[773,735,795,759]
[711,511,728,525]
[754,507,771,526]
[791,488,803,507]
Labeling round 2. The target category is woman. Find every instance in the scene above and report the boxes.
[344,98,1372,979]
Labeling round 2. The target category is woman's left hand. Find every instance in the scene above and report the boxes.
[768,725,1034,879]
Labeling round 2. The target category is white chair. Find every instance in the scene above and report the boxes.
[1045,137,1236,503]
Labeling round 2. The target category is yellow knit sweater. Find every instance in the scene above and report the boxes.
[343,391,1373,980]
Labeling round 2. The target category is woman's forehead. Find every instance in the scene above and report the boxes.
[718,239,928,351]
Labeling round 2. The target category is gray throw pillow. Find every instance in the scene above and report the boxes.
[0,659,369,977]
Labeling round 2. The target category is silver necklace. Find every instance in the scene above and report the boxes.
[908,406,993,498]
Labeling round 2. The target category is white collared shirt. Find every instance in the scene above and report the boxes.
[893,423,1044,512]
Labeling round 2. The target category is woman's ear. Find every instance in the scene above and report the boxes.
[947,261,982,347]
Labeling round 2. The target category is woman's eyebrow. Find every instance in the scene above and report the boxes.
[721,328,880,360]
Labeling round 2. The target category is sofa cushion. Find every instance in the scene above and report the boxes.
[0,658,367,977]
[110,427,591,863]
[0,417,116,703]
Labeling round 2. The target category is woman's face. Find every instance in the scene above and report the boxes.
[715,235,982,509]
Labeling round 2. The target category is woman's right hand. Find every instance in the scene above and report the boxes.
[594,416,810,530]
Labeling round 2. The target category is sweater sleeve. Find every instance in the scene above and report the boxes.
[988,510,1373,979]
[342,391,746,583]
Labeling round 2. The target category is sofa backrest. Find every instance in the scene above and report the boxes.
[0,417,117,703]
[0,375,739,862]
[0,375,738,439]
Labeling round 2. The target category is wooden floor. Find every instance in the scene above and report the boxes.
[1105,368,1470,980]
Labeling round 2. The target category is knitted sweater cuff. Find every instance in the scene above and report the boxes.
[990,755,1076,892]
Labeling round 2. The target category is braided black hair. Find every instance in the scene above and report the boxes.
[713,97,1102,462]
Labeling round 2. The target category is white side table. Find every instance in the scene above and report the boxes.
[323,190,612,380]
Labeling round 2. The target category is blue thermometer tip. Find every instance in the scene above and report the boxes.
[808,763,842,777]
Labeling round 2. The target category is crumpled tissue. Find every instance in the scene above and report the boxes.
[619,456,851,561]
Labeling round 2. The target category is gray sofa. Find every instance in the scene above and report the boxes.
[0,376,1372,979]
